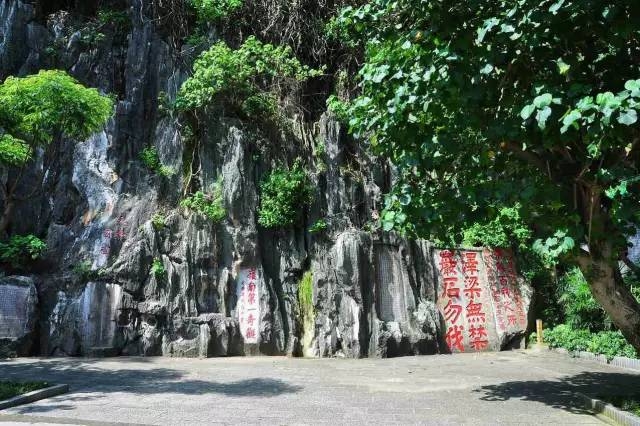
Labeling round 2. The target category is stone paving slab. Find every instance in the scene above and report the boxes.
[1,350,638,425]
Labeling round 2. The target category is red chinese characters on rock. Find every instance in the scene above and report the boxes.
[495,249,527,330]
[99,216,128,259]
[462,251,489,351]
[238,268,260,344]
[438,250,465,352]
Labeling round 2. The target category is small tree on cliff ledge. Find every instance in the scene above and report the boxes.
[0,69,113,237]
[331,0,640,352]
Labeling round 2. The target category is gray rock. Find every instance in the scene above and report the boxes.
[0,276,38,357]
[0,0,534,359]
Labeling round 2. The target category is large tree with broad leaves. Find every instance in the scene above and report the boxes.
[330,0,640,352]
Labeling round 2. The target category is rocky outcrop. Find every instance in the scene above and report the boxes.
[0,0,532,358]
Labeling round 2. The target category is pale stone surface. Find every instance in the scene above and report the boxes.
[2,350,637,425]
[0,276,38,356]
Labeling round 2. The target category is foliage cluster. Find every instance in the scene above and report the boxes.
[309,219,328,234]
[0,70,113,167]
[175,36,322,118]
[558,267,609,331]
[151,258,166,279]
[189,0,242,22]
[461,205,531,250]
[151,213,166,231]
[596,394,640,417]
[533,324,637,360]
[329,0,640,253]
[96,8,130,29]
[180,177,226,223]
[76,7,130,47]
[258,162,314,228]
[139,146,174,178]
[0,235,46,268]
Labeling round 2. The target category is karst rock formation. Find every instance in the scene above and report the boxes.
[0,0,532,358]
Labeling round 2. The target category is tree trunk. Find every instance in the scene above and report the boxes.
[0,199,14,238]
[578,249,640,355]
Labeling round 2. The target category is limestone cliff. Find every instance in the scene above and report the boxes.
[0,0,530,358]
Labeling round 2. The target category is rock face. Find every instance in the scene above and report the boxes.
[0,0,532,358]
[0,276,38,357]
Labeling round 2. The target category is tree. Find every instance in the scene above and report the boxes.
[330,0,640,352]
[0,69,114,236]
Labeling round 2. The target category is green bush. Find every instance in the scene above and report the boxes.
[140,146,160,170]
[538,324,637,360]
[139,146,174,177]
[151,258,166,279]
[189,0,242,22]
[0,235,46,267]
[180,177,226,223]
[175,36,322,118]
[151,213,166,231]
[558,267,608,332]
[587,331,638,360]
[542,324,592,352]
[258,163,314,228]
[72,260,106,282]
[309,219,327,234]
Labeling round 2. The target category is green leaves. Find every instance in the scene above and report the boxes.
[258,162,314,228]
[176,37,321,117]
[618,109,638,126]
[624,79,640,97]
[189,0,242,22]
[536,107,552,130]
[549,0,566,14]
[0,134,30,166]
[0,234,46,268]
[533,230,575,263]
[520,104,536,120]
[534,93,554,109]
[180,177,226,223]
[560,110,582,133]
[0,70,113,168]
[330,0,640,263]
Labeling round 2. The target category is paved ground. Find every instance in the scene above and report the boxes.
[0,350,639,425]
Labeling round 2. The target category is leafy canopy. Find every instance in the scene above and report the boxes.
[176,36,322,117]
[0,70,113,167]
[330,0,640,260]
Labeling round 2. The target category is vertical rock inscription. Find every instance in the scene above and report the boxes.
[236,268,261,344]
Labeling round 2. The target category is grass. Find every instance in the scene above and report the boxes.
[0,381,49,400]
[597,394,640,417]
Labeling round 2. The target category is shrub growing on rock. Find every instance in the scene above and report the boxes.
[258,162,313,228]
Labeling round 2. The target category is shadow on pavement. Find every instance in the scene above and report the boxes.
[474,371,640,414]
[0,359,302,414]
